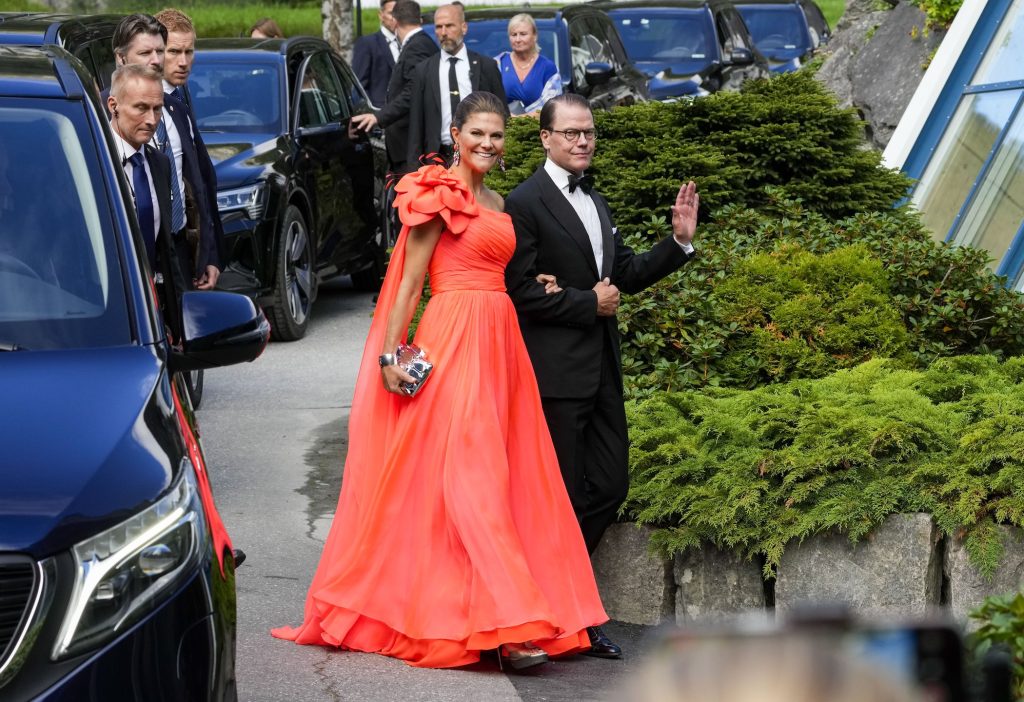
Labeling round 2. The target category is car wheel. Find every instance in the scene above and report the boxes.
[267,205,314,341]
[184,368,204,409]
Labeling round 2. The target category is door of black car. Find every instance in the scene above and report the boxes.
[293,51,357,274]
[713,9,757,91]
[568,14,624,110]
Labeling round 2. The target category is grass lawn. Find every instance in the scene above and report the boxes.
[1,0,847,37]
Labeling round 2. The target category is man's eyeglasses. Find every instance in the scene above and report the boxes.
[548,128,598,143]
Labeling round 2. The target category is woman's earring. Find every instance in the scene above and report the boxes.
[452,144,460,167]
[498,155,506,172]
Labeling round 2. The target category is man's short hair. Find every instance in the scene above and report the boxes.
[539,93,591,131]
[154,8,196,35]
[110,63,163,100]
[392,0,422,27]
[436,3,465,22]
[112,13,167,58]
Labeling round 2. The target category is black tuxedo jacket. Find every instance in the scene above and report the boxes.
[163,91,219,278]
[504,166,691,399]
[352,30,395,108]
[377,30,439,172]
[406,49,507,165]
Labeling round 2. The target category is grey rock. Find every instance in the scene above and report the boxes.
[945,527,1024,629]
[592,523,674,625]
[674,548,766,625]
[775,513,942,617]
[850,2,946,148]
[815,8,893,109]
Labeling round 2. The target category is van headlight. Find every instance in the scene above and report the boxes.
[217,183,266,219]
[53,463,206,659]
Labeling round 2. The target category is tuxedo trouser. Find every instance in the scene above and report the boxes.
[540,349,629,555]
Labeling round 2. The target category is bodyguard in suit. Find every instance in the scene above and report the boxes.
[352,0,399,108]
[351,0,439,174]
[406,3,506,165]
[155,8,223,290]
[504,93,699,659]
[107,64,186,339]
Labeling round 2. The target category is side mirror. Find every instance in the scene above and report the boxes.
[584,61,615,87]
[727,48,755,66]
[170,291,270,372]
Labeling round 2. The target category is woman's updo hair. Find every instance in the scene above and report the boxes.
[452,91,508,131]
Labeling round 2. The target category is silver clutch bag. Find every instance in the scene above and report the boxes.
[396,343,433,397]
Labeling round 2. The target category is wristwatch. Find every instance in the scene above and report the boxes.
[378,353,397,367]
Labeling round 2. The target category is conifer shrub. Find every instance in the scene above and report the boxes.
[624,355,1024,576]
[489,73,1024,397]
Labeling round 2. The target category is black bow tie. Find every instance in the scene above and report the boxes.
[567,173,593,194]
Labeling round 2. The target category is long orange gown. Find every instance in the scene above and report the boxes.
[271,165,608,668]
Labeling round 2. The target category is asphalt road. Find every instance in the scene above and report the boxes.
[197,279,662,702]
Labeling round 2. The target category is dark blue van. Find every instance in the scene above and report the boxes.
[0,44,268,701]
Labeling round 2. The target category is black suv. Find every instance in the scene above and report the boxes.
[423,5,650,111]
[0,12,120,89]
[192,37,389,340]
[589,0,772,99]
[0,43,268,701]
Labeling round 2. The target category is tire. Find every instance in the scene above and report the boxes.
[267,205,314,341]
[184,368,204,409]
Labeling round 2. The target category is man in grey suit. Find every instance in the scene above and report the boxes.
[406,3,506,166]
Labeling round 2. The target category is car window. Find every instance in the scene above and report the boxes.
[723,9,753,51]
[0,99,130,350]
[588,14,624,66]
[715,14,737,55]
[610,9,716,64]
[801,1,829,45]
[331,54,370,114]
[569,17,613,86]
[190,59,283,134]
[736,4,811,53]
[297,52,349,127]
[73,40,116,91]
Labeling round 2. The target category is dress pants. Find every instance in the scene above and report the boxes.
[540,345,630,554]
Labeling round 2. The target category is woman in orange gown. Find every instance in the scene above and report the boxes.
[271,92,608,669]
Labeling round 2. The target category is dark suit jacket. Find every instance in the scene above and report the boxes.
[406,49,507,165]
[177,84,226,275]
[352,30,395,108]
[163,91,219,279]
[141,145,188,341]
[377,30,439,172]
[504,166,691,399]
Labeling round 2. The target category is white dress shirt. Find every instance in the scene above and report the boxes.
[439,44,472,146]
[114,131,161,240]
[382,26,400,62]
[544,159,604,275]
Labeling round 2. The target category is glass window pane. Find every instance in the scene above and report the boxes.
[973,0,1024,85]
[912,90,1019,240]
[951,104,1024,269]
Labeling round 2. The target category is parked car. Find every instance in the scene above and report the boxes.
[422,5,650,111]
[0,44,269,701]
[0,12,120,89]
[191,37,390,341]
[735,0,831,72]
[589,0,772,99]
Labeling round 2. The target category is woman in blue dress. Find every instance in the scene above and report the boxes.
[496,14,562,116]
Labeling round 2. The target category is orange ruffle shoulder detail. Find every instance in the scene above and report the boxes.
[393,164,479,234]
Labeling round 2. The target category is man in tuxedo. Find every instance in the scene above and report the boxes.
[352,0,399,108]
[504,93,699,659]
[154,8,224,291]
[350,0,439,174]
[406,3,506,166]
[107,64,183,333]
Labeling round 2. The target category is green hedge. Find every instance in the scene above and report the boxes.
[489,73,1024,397]
[624,355,1024,577]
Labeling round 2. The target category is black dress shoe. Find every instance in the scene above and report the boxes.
[583,626,622,659]
[232,548,247,568]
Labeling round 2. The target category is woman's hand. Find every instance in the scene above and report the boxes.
[381,364,417,395]
[536,273,562,294]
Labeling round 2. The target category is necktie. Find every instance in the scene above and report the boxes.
[129,152,156,267]
[172,86,187,108]
[448,56,461,123]
[568,173,593,194]
[155,117,186,233]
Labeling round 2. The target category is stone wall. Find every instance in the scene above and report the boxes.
[592,515,1024,627]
